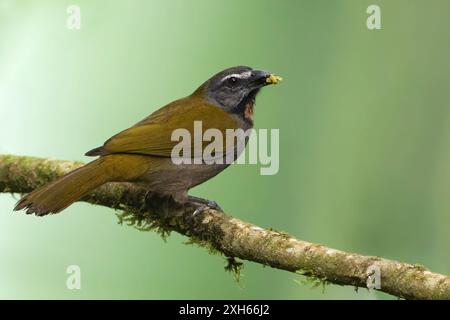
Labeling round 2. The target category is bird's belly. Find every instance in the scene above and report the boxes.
[136,158,228,195]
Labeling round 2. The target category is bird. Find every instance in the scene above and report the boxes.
[14,66,282,216]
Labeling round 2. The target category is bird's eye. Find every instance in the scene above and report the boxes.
[226,76,238,86]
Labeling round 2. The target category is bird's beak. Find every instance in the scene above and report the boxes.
[250,70,282,88]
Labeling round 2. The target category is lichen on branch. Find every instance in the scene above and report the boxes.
[0,154,449,300]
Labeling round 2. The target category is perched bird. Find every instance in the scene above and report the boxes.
[14,66,282,216]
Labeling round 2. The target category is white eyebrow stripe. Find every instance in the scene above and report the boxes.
[222,71,252,81]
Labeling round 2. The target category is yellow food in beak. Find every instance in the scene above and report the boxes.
[266,74,283,85]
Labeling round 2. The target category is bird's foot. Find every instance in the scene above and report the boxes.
[192,205,209,216]
[203,199,222,211]
[188,196,223,216]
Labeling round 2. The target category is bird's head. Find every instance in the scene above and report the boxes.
[195,66,282,116]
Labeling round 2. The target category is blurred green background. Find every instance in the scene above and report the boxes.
[1,0,449,299]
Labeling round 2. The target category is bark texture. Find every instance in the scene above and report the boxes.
[0,154,449,300]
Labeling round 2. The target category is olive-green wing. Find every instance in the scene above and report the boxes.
[86,96,239,158]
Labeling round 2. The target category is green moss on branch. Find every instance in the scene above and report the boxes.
[1,154,449,300]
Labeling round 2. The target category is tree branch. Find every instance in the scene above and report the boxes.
[0,154,449,299]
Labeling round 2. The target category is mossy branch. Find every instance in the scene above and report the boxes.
[0,154,449,300]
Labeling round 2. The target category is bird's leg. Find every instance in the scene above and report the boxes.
[188,195,222,211]
[187,195,222,216]
[144,191,184,218]
[143,191,222,217]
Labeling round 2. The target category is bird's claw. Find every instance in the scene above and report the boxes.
[192,201,222,216]
[192,205,208,216]
[187,196,223,216]
[206,200,221,211]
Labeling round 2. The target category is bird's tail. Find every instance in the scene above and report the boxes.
[14,156,122,216]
